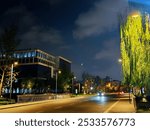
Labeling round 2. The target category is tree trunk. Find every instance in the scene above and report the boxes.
[0,71,5,96]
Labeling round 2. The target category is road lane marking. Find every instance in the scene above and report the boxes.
[104,100,120,113]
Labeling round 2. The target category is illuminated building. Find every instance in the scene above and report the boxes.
[0,49,71,96]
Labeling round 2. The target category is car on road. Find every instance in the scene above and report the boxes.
[97,91,105,96]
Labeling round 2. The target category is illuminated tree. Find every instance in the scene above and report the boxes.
[120,12,150,95]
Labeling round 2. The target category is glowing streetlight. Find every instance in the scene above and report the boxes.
[55,70,61,97]
[130,11,140,18]
[118,58,122,63]
[81,63,84,66]
[72,76,76,93]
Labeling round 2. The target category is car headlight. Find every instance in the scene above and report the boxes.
[101,93,104,96]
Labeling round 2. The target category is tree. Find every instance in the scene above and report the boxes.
[57,71,74,93]
[120,11,150,95]
[0,25,20,96]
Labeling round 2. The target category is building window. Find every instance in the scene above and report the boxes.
[22,59,26,63]
[31,51,36,57]
[24,52,28,58]
[16,53,20,58]
[28,52,32,57]
[13,53,16,58]
[20,52,23,58]
[26,58,30,63]
[36,52,40,57]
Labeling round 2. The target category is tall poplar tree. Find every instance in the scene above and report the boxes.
[120,11,150,95]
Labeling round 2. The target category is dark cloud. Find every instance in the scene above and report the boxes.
[73,0,128,39]
[0,4,67,53]
[20,25,64,48]
[1,5,35,30]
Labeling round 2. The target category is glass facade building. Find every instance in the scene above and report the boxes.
[0,49,71,96]
[58,56,71,74]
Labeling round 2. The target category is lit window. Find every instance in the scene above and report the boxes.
[24,52,27,58]
[16,53,20,58]
[31,51,35,57]
[20,53,23,58]
[28,52,31,57]
[13,53,16,58]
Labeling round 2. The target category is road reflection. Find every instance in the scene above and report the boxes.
[89,95,109,105]
[88,93,121,105]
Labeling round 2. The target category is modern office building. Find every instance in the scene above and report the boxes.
[58,56,71,74]
[0,49,71,95]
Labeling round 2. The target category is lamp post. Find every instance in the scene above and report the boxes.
[118,58,131,103]
[55,70,61,97]
[72,76,76,94]
[78,83,80,94]
[10,62,18,99]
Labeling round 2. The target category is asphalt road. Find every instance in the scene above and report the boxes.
[0,93,125,113]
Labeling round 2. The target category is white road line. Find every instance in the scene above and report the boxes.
[104,100,120,113]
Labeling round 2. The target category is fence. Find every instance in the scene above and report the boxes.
[17,94,71,103]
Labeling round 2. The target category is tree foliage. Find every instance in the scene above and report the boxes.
[57,71,74,92]
[120,12,150,94]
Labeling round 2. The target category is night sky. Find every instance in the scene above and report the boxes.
[0,0,150,80]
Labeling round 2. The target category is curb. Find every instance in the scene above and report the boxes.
[0,95,92,111]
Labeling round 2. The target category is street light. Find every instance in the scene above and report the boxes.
[72,76,76,93]
[55,70,61,97]
[130,11,140,18]
[118,58,131,103]
[118,58,122,63]
[10,62,18,99]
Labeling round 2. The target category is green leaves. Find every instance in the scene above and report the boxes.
[120,12,150,93]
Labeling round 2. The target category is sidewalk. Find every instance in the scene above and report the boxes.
[107,98,136,113]
[104,93,136,113]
